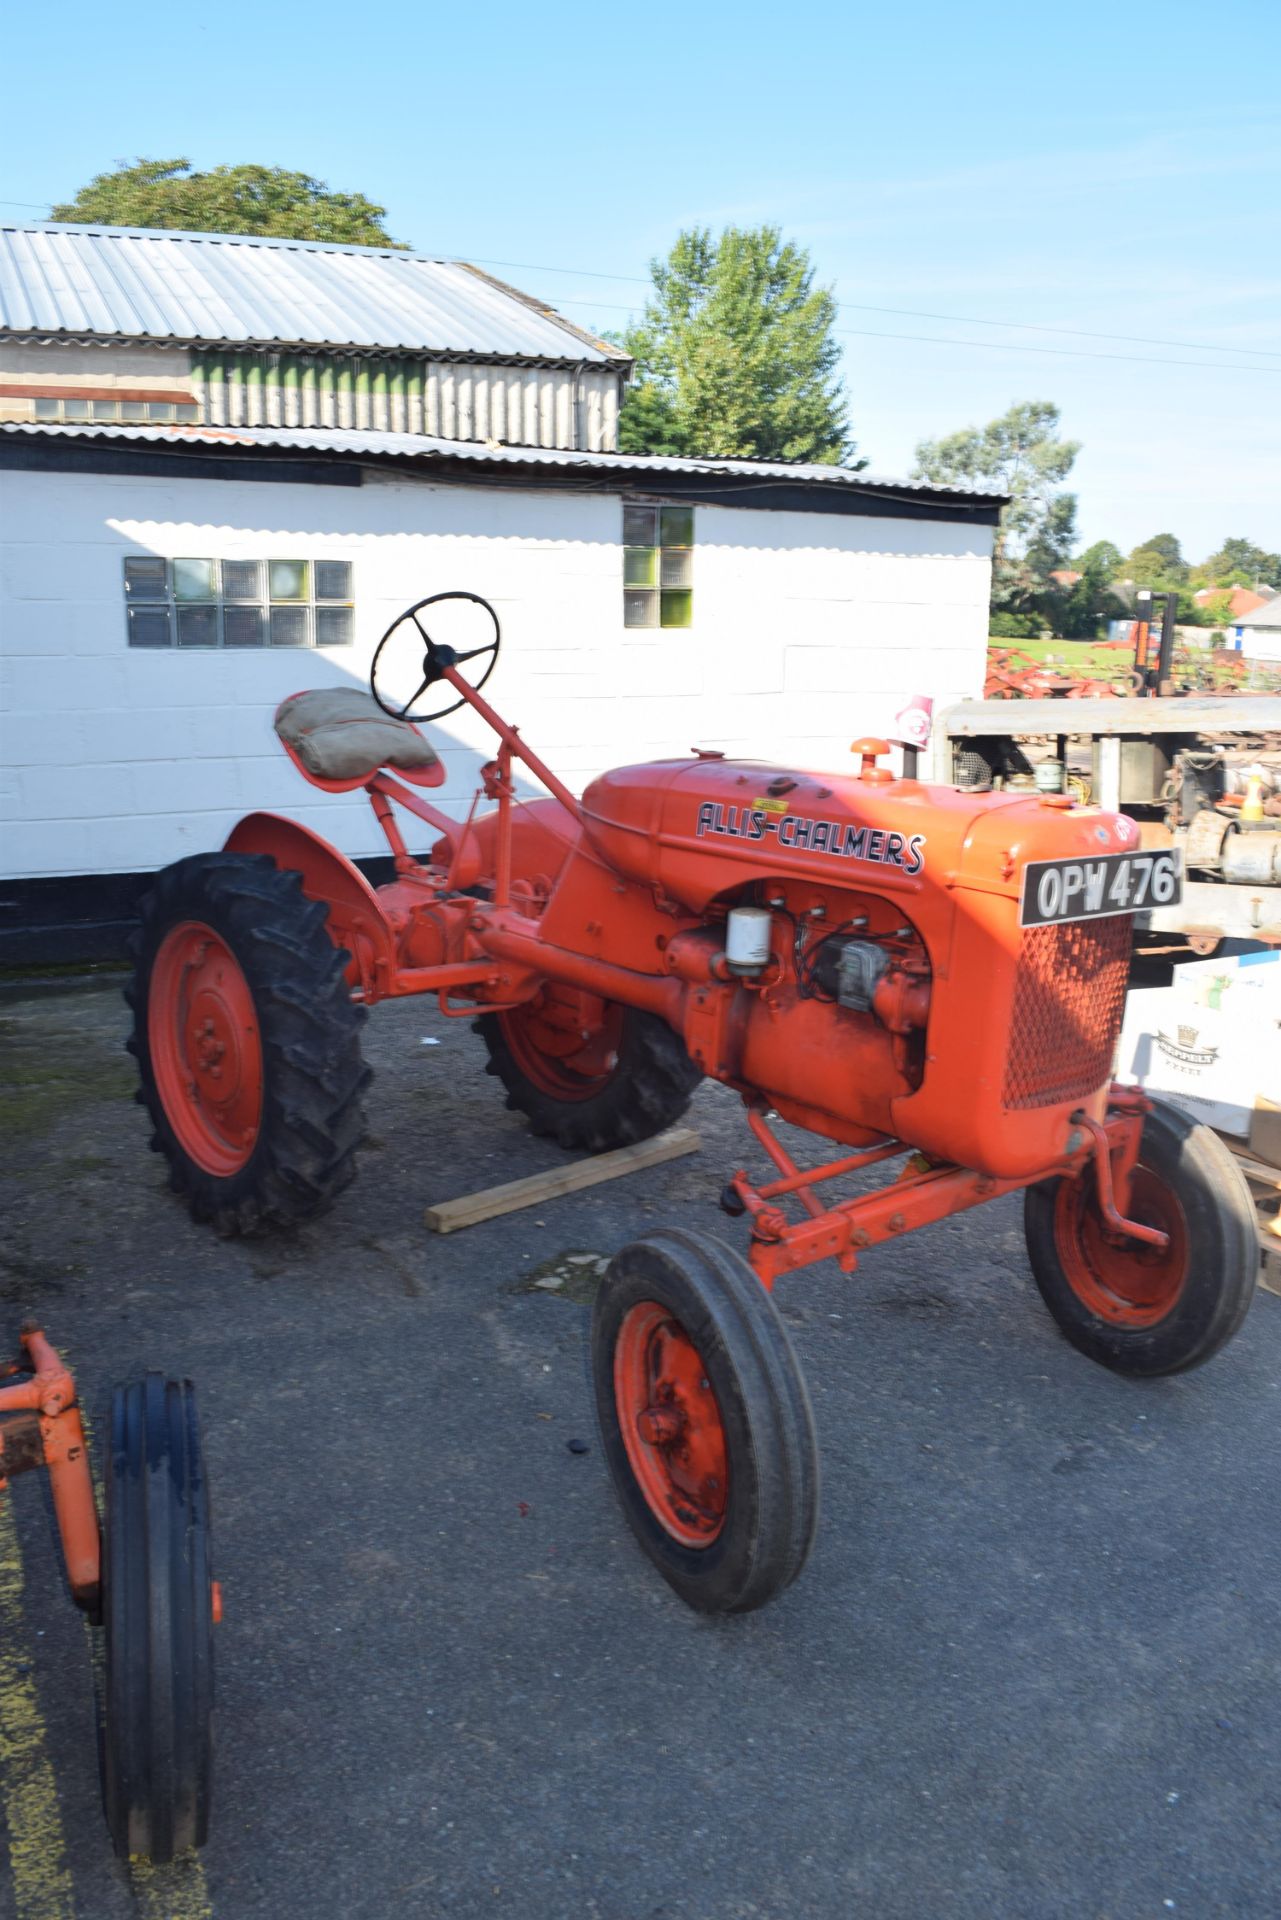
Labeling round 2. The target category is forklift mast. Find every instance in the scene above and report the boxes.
[1131,589,1178,696]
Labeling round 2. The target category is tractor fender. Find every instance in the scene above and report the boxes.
[225,811,397,995]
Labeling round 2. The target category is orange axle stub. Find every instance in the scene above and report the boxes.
[149,921,263,1176]
[613,1301,729,1547]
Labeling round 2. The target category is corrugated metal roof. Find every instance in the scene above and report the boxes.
[0,222,626,364]
[0,419,1007,504]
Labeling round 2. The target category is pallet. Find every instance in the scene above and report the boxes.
[424,1127,701,1235]
[1219,1136,1281,1300]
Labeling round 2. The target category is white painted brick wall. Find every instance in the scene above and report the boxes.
[0,466,992,879]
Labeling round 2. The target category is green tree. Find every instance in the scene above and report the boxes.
[619,226,855,465]
[911,401,1080,611]
[1075,539,1124,578]
[51,159,405,247]
[1192,536,1281,591]
[1052,546,1126,639]
[1126,532,1187,586]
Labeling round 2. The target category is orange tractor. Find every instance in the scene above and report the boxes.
[0,1329,216,1858]
[127,594,1257,1613]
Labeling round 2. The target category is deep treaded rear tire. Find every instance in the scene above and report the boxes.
[103,1374,213,1862]
[126,852,370,1235]
[475,1003,701,1153]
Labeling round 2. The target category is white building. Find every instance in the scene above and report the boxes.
[0,223,1002,961]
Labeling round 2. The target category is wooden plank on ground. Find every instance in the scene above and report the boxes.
[424,1127,701,1235]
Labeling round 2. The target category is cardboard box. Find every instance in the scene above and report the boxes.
[1116,948,1281,1137]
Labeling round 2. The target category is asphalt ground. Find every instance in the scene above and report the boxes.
[1,977,1278,1920]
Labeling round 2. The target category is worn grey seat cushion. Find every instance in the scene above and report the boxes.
[275,689,439,782]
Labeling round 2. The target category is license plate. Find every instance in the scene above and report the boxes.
[1019,849,1182,927]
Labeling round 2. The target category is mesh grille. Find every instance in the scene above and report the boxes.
[1003,917,1130,1110]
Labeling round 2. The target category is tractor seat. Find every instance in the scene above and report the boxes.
[273,689,440,785]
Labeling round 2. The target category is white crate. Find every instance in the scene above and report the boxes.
[1116,949,1281,1137]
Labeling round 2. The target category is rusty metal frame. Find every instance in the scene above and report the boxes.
[0,1323,101,1612]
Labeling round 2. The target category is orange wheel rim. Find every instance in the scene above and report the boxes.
[1054,1163,1189,1327]
[614,1301,729,1547]
[149,921,263,1177]
[500,986,623,1101]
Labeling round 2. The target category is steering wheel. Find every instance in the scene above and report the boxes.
[370,591,502,723]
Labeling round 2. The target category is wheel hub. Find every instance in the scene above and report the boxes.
[614,1301,728,1546]
[149,922,263,1176]
[1056,1163,1189,1326]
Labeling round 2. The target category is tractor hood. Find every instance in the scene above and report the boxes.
[580,756,1139,913]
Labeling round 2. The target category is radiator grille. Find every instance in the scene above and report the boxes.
[1002,917,1130,1110]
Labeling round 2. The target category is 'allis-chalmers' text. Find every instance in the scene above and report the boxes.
[695,803,926,875]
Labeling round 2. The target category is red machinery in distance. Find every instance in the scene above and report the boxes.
[126,592,1258,1614]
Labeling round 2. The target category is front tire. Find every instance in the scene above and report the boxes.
[1024,1096,1257,1376]
[126,852,370,1235]
[103,1375,215,1862]
[592,1229,820,1613]
[475,989,700,1153]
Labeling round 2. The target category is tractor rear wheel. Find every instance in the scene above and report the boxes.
[475,990,700,1153]
[126,852,369,1235]
[1023,1096,1257,1376]
[103,1374,215,1862]
[592,1229,819,1613]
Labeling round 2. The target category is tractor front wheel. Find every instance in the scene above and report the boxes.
[475,991,700,1153]
[103,1375,215,1862]
[127,853,369,1234]
[591,1229,819,1613]
[1024,1096,1257,1376]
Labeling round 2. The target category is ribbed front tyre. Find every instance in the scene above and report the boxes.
[1024,1096,1257,1376]
[103,1375,215,1862]
[592,1229,820,1613]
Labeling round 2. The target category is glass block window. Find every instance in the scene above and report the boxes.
[27,394,200,425]
[123,556,353,648]
[623,503,694,628]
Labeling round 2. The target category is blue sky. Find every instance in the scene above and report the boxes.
[2,0,1277,559]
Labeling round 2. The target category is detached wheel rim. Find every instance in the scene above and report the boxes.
[1054,1163,1189,1327]
[149,920,262,1176]
[499,986,623,1101]
[614,1301,729,1546]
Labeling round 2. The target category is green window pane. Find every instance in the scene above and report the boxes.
[91,399,118,422]
[173,558,216,601]
[34,396,60,420]
[270,606,310,647]
[660,547,692,588]
[269,559,309,602]
[660,506,694,548]
[174,403,200,424]
[119,399,146,422]
[124,557,168,600]
[623,504,657,546]
[63,398,90,421]
[146,401,175,422]
[315,559,352,600]
[624,546,657,588]
[177,606,219,648]
[224,608,265,648]
[660,588,693,629]
[624,588,657,628]
[127,606,172,647]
